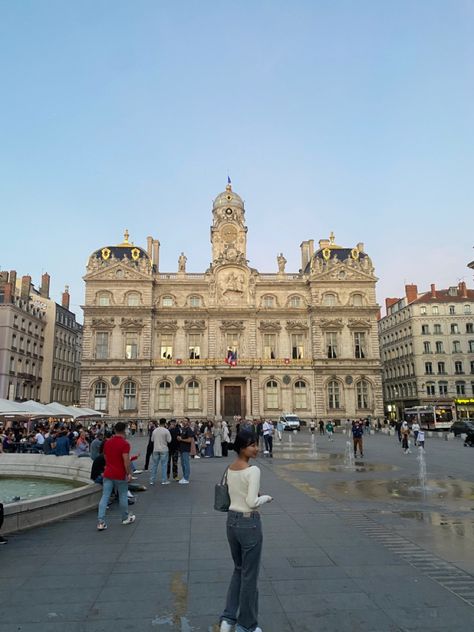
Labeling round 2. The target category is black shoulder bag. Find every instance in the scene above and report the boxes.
[214,468,230,512]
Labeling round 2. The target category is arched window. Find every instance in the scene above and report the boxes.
[127,292,140,306]
[123,381,137,410]
[97,292,111,306]
[187,380,200,409]
[94,381,107,411]
[294,380,307,409]
[162,296,174,307]
[289,295,302,308]
[158,380,172,409]
[323,293,336,306]
[189,295,202,307]
[266,380,278,409]
[327,380,340,409]
[263,295,276,308]
[356,380,369,409]
[352,293,363,307]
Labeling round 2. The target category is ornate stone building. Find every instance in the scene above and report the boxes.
[80,183,383,421]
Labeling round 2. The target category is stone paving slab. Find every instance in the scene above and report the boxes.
[1,432,474,630]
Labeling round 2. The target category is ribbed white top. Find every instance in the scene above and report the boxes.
[227,465,272,513]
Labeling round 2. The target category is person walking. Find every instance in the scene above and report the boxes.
[177,418,195,484]
[150,419,171,486]
[326,420,334,441]
[262,419,274,457]
[219,429,273,632]
[318,420,325,435]
[412,421,420,446]
[144,421,157,470]
[276,419,284,441]
[401,421,411,454]
[309,420,316,434]
[96,422,135,531]
[352,420,364,458]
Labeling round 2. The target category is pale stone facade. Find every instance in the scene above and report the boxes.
[80,183,383,422]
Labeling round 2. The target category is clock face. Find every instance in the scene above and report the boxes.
[222,224,238,243]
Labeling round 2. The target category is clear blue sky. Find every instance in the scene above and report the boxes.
[1,0,473,320]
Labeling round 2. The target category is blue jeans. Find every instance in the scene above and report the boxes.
[97,478,128,523]
[221,511,263,632]
[180,450,190,480]
[150,451,169,484]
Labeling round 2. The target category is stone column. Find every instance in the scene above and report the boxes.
[246,377,252,418]
[215,378,222,419]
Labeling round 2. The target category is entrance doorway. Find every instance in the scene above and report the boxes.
[224,385,242,418]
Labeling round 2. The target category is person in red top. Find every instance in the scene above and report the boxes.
[97,422,136,531]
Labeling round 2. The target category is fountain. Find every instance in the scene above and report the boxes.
[417,446,427,498]
[344,441,356,470]
[288,433,293,449]
[309,433,318,458]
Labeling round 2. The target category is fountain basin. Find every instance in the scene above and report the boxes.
[0,454,101,534]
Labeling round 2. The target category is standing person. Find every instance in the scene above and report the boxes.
[222,420,230,457]
[395,420,403,443]
[167,419,181,481]
[318,420,325,435]
[219,429,273,632]
[144,421,157,470]
[412,420,420,446]
[177,417,194,484]
[255,420,263,450]
[96,422,135,531]
[262,419,273,457]
[352,420,364,458]
[326,420,334,441]
[214,422,223,457]
[276,419,284,442]
[309,420,316,434]
[150,419,171,486]
[417,429,425,449]
[401,421,411,454]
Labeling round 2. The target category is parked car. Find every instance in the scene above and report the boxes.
[280,413,301,431]
[450,420,474,436]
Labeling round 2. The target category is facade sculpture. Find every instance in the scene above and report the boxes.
[80,183,383,421]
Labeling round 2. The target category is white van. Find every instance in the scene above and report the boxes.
[280,413,301,431]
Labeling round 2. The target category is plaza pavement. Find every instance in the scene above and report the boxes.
[1,430,474,631]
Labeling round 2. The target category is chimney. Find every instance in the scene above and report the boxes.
[40,272,50,298]
[300,240,314,271]
[146,236,153,259]
[0,271,8,286]
[20,275,31,300]
[3,282,13,304]
[62,285,70,310]
[385,297,399,313]
[458,281,468,298]
[9,270,17,294]
[405,284,418,304]
[152,239,160,270]
[430,283,436,298]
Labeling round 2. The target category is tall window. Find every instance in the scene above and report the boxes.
[437,361,446,374]
[98,293,110,306]
[439,382,448,395]
[426,382,435,396]
[291,333,304,359]
[469,341,474,353]
[266,380,278,408]
[123,381,137,410]
[357,380,369,408]
[187,380,200,409]
[455,361,464,374]
[94,381,107,411]
[467,323,474,334]
[323,293,336,306]
[125,333,138,359]
[354,332,366,359]
[435,341,444,353]
[326,332,338,358]
[425,362,433,374]
[421,324,430,334]
[465,304,471,314]
[449,305,455,315]
[188,333,201,359]
[162,296,173,307]
[189,296,202,307]
[432,305,439,315]
[263,295,275,308]
[471,360,474,374]
[352,293,363,306]
[294,380,307,408]
[434,324,442,334]
[96,332,109,359]
[158,381,171,409]
[450,323,459,334]
[160,334,173,359]
[456,382,466,395]
[289,295,302,308]
[327,381,340,409]
[263,334,276,359]
[452,340,461,353]
[420,306,427,315]
[226,332,239,360]
[423,341,431,353]
[127,292,140,306]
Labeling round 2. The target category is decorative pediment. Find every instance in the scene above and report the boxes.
[310,257,376,282]
[319,318,344,330]
[285,320,309,331]
[155,320,178,332]
[84,258,152,281]
[120,318,145,330]
[91,318,115,329]
[220,320,245,331]
[184,319,207,331]
[347,318,372,330]
[259,320,282,332]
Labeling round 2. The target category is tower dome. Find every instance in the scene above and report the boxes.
[213,181,244,211]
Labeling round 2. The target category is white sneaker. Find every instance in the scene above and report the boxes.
[178,478,189,484]
[219,621,234,632]
[194,455,201,459]
[161,481,170,485]
[122,514,136,525]
[133,469,143,474]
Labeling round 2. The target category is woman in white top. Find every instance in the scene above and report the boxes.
[220,429,272,632]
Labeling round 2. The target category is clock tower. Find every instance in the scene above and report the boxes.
[210,181,248,265]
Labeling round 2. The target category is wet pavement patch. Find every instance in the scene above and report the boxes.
[282,461,398,473]
[331,478,474,503]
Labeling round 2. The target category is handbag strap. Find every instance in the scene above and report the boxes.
[221,467,229,485]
